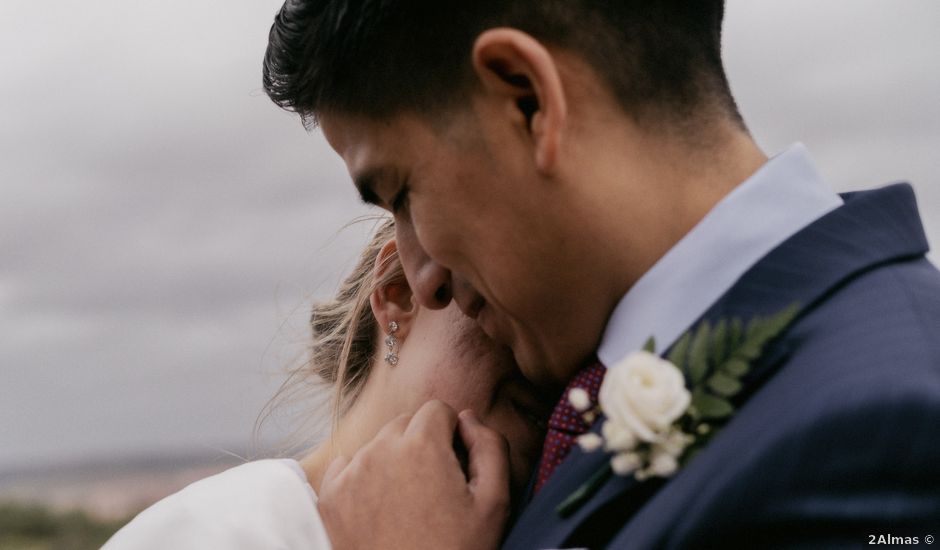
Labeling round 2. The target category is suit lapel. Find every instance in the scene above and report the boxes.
[693,184,927,406]
[503,423,611,548]
[503,184,929,549]
[701,184,927,326]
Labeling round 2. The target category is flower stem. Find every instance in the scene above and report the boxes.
[555,463,613,518]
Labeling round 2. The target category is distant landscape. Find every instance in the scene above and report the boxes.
[0,451,248,549]
[0,502,132,549]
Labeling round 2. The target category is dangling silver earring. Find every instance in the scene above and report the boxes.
[384,320,400,366]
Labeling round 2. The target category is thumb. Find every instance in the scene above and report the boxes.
[457,410,510,508]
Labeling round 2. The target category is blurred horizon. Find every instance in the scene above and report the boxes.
[1,0,939,494]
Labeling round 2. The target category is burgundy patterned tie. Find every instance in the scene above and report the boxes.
[533,358,605,494]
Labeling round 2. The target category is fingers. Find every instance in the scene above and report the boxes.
[376,413,411,439]
[320,454,349,490]
[406,399,459,440]
[457,409,510,510]
[316,405,509,550]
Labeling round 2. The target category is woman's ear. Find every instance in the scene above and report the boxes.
[471,28,568,174]
[369,238,417,340]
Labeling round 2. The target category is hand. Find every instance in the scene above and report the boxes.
[317,400,511,550]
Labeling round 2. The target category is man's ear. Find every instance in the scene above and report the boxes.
[369,238,417,339]
[471,28,567,174]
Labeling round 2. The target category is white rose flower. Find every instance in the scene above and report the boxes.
[599,351,691,443]
[610,452,642,476]
[568,387,591,412]
[577,433,603,452]
[648,449,679,477]
[601,419,636,452]
[657,427,692,457]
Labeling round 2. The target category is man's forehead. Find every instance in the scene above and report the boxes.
[320,113,370,158]
[321,113,406,168]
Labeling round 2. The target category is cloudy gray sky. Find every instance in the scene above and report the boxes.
[1,1,938,473]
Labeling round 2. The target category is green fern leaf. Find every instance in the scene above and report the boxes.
[735,341,763,361]
[720,358,750,377]
[691,390,734,419]
[763,303,800,340]
[710,318,728,365]
[745,316,762,340]
[688,321,711,384]
[668,331,692,370]
[729,317,743,347]
[707,372,742,397]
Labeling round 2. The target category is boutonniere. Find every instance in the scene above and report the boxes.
[557,304,800,518]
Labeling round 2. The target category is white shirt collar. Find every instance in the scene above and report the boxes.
[597,143,843,367]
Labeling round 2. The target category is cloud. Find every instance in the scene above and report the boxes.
[0,0,378,469]
[1,0,937,470]
[723,0,940,244]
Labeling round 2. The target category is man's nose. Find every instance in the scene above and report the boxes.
[410,257,453,310]
[395,226,453,310]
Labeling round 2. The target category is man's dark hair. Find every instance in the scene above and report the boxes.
[262,0,739,126]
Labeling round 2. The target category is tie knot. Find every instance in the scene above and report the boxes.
[532,358,606,495]
[547,359,605,435]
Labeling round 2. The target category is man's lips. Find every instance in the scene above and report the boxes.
[477,304,515,350]
[456,292,486,321]
[458,295,505,342]
[453,288,512,346]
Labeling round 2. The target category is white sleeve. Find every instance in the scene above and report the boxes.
[103,459,333,550]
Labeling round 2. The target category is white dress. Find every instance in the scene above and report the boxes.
[103,459,332,549]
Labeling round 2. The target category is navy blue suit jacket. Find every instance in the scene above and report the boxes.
[503,184,940,549]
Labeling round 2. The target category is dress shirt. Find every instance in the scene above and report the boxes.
[597,143,843,367]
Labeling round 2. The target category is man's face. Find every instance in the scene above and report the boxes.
[320,108,609,389]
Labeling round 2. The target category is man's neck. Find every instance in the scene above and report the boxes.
[577,123,768,300]
[596,142,843,366]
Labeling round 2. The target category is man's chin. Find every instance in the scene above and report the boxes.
[477,309,567,390]
[512,346,562,392]
[517,338,598,395]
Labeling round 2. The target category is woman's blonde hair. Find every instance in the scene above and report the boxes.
[309,217,401,419]
[257,217,402,448]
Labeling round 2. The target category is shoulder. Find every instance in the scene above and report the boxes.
[104,459,332,549]
[678,386,940,545]
[736,256,940,484]
[798,255,940,352]
[635,260,940,545]
[780,256,940,397]
[660,260,940,544]
[722,256,940,459]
